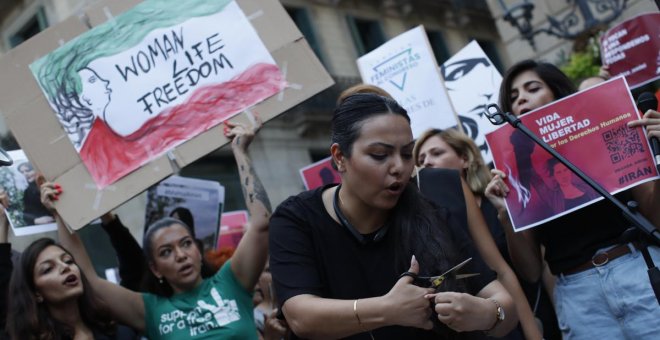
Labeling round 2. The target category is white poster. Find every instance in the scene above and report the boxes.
[357,26,457,138]
[0,150,57,236]
[30,0,285,188]
[441,40,503,164]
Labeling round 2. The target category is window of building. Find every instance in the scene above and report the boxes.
[475,39,503,73]
[426,30,451,65]
[285,6,324,64]
[346,16,385,56]
[8,7,48,48]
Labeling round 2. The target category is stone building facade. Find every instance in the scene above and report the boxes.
[485,0,658,65]
[0,0,504,249]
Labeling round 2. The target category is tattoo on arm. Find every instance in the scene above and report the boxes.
[237,157,272,213]
[249,164,272,213]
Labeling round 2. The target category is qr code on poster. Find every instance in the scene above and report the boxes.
[602,125,644,164]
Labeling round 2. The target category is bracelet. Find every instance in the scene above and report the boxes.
[484,298,504,334]
[353,299,362,325]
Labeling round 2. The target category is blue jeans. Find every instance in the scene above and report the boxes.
[554,244,660,339]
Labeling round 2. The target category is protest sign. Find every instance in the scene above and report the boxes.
[216,210,248,250]
[441,40,503,164]
[0,150,56,236]
[356,26,457,138]
[486,77,659,231]
[601,13,660,89]
[30,0,284,189]
[299,156,340,190]
[145,175,224,250]
[0,0,333,230]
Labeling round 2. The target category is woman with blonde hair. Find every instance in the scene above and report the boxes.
[414,128,543,340]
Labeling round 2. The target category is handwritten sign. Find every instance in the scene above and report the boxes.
[30,0,285,188]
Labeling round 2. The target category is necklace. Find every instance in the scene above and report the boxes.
[333,185,389,244]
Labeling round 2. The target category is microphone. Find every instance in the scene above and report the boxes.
[636,92,660,171]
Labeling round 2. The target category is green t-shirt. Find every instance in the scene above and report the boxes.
[142,261,257,339]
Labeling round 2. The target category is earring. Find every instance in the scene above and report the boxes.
[36,295,43,303]
[158,277,164,284]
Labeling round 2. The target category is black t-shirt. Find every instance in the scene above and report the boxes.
[536,192,632,275]
[269,185,496,340]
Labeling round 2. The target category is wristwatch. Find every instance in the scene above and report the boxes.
[484,298,505,334]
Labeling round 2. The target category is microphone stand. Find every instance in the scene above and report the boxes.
[486,104,660,303]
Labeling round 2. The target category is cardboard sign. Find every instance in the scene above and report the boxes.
[601,13,660,89]
[30,1,285,189]
[486,77,659,231]
[0,150,56,236]
[441,41,503,164]
[0,0,333,230]
[145,175,224,251]
[216,210,248,250]
[299,156,341,190]
[356,26,457,138]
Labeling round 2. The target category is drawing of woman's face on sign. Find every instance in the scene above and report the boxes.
[30,0,285,188]
[78,67,112,117]
[443,58,495,115]
[0,150,57,236]
[441,41,502,163]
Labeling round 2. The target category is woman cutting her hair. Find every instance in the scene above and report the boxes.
[269,93,516,339]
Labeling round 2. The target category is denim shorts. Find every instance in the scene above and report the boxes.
[554,244,660,339]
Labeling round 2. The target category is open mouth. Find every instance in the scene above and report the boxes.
[387,182,404,194]
[179,264,194,276]
[63,274,78,286]
[519,108,531,115]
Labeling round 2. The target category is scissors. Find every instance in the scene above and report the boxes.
[401,257,479,290]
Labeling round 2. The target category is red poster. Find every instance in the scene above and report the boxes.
[486,77,659,231]
[216,210,248,250]
[299,156,341,190]
[601,13,660,89]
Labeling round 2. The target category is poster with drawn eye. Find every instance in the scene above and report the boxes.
[29,0,285,189]
[145,175,225,251]
[485,77,659,231]
[299,156,341,190]
[356,26,457,138]
[441,40,502,164]
[0,150,56,236]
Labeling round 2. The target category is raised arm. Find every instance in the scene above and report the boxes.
[223,114,270,291]
[100,212,147,291]
[39,182,146,332]
[485,169,543,282]
[461,178,542,339]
